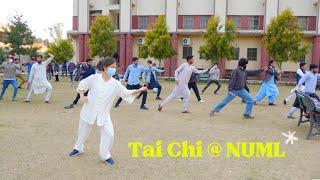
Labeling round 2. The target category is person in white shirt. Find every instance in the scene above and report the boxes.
[158,55,210,113]
[68,57,147,166]
[25,54,54,103]
[284,62,306,105]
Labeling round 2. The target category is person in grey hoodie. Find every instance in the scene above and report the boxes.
[0,55,19,101]
[201,62,221,94]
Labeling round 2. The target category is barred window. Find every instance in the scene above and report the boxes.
[232,47,240,60]
[249,16,259,30]
[231,16,241,29]
[200,16,210,29]
[183,46,193,58]
[138,16,148,29]
[183,16,194,29]
[247,48,258,61]
[297,17,308,30]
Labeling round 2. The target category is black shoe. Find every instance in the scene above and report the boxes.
[64,104,74,109]
[156,97,162,100]
[69,149,80,157]
[283,99,287,105]
[268,103,276,106]
[104,157,114,166]
[244,114,254,119]
[114,104,119,108]
[140,105,149,110]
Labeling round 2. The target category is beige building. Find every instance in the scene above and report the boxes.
[69,0,320,81]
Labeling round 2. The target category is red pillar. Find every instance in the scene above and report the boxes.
[78,35,84,62]
[84,34,90,60]
[260,46,269,80]
[219,59,226,78]
[125,34,133,69]
[119,34,126,74]
[312,36,320,65]
[170,34,178,77]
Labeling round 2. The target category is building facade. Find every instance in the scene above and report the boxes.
[69,0,320,81]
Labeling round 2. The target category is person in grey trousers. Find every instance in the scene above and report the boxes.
[201,63,221,94]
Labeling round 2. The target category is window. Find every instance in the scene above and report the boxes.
[231,16,241,29]
[200,52,206,59]
[183,46,193,58]
[138,16,148,29]
[297,17,308,30]
[200,16,210,29]
[232,47,240,60]
[249,16,259,30]
[183,16,194,29]
[89,10,102,16]
[247,48,258,61]
[299,55,306,62]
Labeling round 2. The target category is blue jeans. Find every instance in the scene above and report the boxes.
[0,80,18,99]
[213,89,255,115]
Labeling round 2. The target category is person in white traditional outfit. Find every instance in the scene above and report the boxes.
[25,54,54,103]
[68,57,147,166]
[158,55,211,113]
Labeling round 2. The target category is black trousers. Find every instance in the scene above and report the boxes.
[188,82,201,101]
[73,90,89,105]
[202,79,221,93]
[144,83,162,98]
[115,84,147,107]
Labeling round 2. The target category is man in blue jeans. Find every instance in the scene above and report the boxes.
[209,58,265,119]
[0,55,19,101]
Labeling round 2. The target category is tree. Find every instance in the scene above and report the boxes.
[48,23,64,41]
[0,49,6,63]
[5,14,37,56]
[139,16,176,67]
[263,9,309,69]
[89,16,117,58]
[47,39,74,64]
[199,16,237,64]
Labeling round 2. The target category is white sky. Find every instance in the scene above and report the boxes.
[0,0,73,40]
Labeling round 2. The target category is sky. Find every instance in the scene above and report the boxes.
[0,0,73,40]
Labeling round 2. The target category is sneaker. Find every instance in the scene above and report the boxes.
[64,104,74,109]
[200,92,204,94]
[156,97,162,100]
[209,111,215,117]
[114,104,119,108]
[199,100,205,103]
[104,157,114,166]
[44,101,51,104]
[182,110,191,113]
[158,105,163,112]
[69,149,80,157]
[24,100,30,103]
[268,103,276,106]
[283,99,287,105]
[12,98,17,101]
[178,99,182,102]
[214,91,219,94]
[287,115,295,119]
[244,114,254,119]
[140,105,149,110]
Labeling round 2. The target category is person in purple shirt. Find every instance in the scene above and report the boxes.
[64,58,96,109]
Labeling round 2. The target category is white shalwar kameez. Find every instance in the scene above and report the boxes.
[73,74,135,160]
[27,57,53,101]
[160,63,209,110]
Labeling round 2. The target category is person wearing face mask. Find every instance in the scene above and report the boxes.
[25,54,54,103]
[201,62,221,95]
[114,57,149,110]
[158,55,211,113]
[0,55,20,101]
[254,61,281,106]
[68,57,147,166]
[209,58,265,119]
[64,58,96,109]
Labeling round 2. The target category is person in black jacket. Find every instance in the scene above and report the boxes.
[209,58,265,119]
